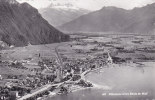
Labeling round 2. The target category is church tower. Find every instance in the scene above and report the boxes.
[107,52,113,64]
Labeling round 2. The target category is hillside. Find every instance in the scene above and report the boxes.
[59,4,155,34]
[0,0,69,47]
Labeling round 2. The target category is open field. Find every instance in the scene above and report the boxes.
[62,34,155,62]
[0,34,154,77]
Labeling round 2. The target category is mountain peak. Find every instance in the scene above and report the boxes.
[39,1,90,27]
[48,2,80,10]
[101,6,127,11]
[59,4,155,34]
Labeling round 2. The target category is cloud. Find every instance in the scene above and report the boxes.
[16,0,155,10]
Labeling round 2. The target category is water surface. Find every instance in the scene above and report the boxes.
[47,64,155,100]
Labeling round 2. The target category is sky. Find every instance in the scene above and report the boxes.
[17,0,155,10]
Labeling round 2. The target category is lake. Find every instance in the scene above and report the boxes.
[47,63,155,100]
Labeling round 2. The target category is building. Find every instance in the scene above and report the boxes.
[107,52,113,64]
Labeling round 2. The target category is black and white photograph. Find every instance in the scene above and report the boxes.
[0,0,155,100]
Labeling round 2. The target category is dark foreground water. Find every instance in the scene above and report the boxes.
[47,64,155,100]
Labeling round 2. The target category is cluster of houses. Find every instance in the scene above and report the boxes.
[0,44,124,100]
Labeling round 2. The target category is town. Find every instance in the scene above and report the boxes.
[0,34,155,100]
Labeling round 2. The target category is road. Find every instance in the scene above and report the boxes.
[55,45,64,69]
[18,83,62,100]
[18,44,66,100]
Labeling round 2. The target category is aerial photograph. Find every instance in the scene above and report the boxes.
[0,0,155,100]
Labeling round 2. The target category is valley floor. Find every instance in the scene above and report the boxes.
[0,34,155,100]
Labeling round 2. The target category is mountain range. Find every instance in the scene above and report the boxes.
[39,2,89,27]
[0,0,69,47]
[59,3,155,34]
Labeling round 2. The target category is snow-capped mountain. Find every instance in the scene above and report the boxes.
[48,1,80,10]
[39,1,90,27]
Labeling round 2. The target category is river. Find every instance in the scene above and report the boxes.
[47,63,155,100]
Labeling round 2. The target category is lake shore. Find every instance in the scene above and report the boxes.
[43,65,112,100]
[43,61,155,100]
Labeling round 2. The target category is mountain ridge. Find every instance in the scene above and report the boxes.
[59,3,155,34]
[0,0,69,47]
[39,2,90,27]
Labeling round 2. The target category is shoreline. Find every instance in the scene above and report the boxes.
[70,62,152,93]
[38,62,153,100]
[46,66,111,99]
[41,66,106,100]
[81,66,112,90]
